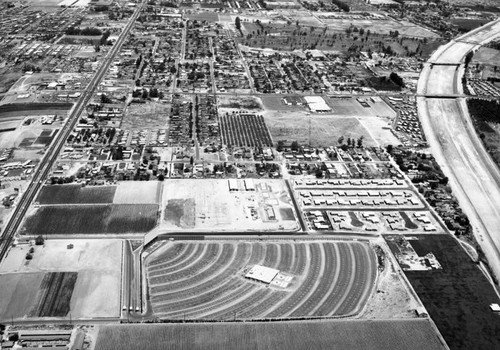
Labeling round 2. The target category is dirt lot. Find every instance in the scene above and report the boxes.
[185,12,219,22]
[0,73,23,93]
[217,95,264,112]
[472,47,500,65]
[263,111,378,147]
[113,181,162,204]
[160,179,299,232]
[363,241,420,319]
[0,239,123,319]
[121,102,170,130]
[326,97,397,118]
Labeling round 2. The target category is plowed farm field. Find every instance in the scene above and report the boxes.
[22,204,158,235]
[94,319,447,350]
[36,184,116,204]
[219,114,273,147]
[29,272,78,317]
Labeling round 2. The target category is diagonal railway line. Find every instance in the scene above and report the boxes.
[0,1,145,263]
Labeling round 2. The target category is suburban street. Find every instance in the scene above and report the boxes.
[417,18,500,284]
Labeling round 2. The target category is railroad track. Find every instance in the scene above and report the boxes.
[0,1,145,262]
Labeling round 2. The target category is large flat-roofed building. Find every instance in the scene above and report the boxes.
[304,96,332,113]
[245,265,280,284]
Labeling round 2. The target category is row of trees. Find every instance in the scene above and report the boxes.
[66,26,102,36]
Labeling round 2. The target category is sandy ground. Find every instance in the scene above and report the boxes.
[358,117,401,147]
[363,243,420,319]
[0,239,123,319]
[160,179,299,232]
[113,181,161,204]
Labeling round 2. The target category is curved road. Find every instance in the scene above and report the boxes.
[417,19,500,283]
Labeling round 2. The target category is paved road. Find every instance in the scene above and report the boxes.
[417,18,500,283]
[0,1,145,262]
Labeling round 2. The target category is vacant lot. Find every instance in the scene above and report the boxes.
[161,179,299,232]
[397,234,500,350]
[218,95,263,111]
[263,111,377,147]
[22,204,158,234]
[94,319,446,350]
[113,181,161,204]
[185,12,219,22]
[326,97,396,118]
[472,47,500,65]
[36,184,117,204]
[121,102,170,129]
[0,239,123,319]
[30,272,78,317]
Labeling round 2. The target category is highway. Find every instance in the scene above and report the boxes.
[417,18,500,284]
[0,1,145,262]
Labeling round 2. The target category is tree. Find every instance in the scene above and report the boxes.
[235,17,241,31]
[386,144,394,154]
[150,88,159,98]
[357,136,364,148]
[389,72,404,87]
[315,168,323,178]
[35,235,44,245]
[465,51,474,66]
[276,140,285,152]
[291,141,300,151]
[142,89,149,99]
[338,136,344,144]
[100,94,112,104]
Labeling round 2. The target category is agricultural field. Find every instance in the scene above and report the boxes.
[0,239,123,319]
[21,204,159,235]
[29,272,78,317]
[219,114,273,147]
[145,241,376,320]
[94,319,447,350]
[0,272,45,320]
[0,103,72,118]
[160,179,299,232]
[36,184,117,205]
[390,234,500,350]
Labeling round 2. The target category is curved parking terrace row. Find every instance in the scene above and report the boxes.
[145,241,377,320]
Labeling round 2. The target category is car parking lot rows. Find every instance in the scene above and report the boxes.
[147,241,376,320]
